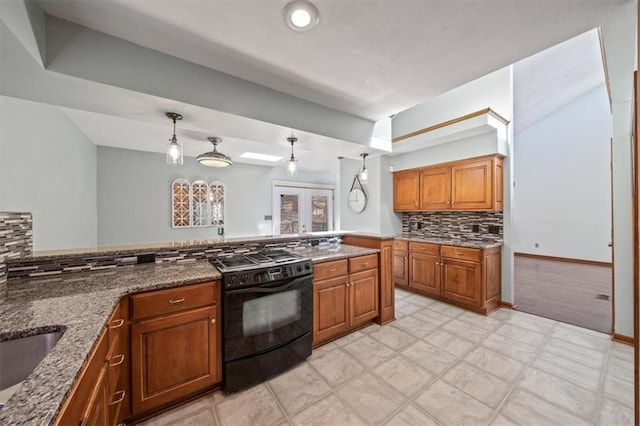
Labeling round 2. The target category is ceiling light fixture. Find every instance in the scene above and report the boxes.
[287,136,298,176]
[165,112,183,166]
[197,137,232,167]
[360,153,369,183]
[283,0,320,31]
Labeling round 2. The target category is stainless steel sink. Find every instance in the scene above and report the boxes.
[0,331,64,406]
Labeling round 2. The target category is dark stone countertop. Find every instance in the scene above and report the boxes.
[0,260,221,425]
[0,244,380,425]
[290,244,380,263]
[395,235,503,249]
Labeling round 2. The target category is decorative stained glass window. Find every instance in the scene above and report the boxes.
[171,179,225,229]
[209,181,225,226]
[171,179,191,228]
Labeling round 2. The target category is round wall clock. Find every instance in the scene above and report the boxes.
[348,175,367,214]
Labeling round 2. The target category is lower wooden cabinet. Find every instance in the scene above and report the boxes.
[342,236,395,325]
[312,255,379,346]
[55,281,222,425]
[130,282,221,416]
[396,241,502,315]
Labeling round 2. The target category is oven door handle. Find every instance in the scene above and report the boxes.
[225,275,310,295]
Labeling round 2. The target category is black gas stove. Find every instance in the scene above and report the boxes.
[210,249,312,289]
[210,248,314,393]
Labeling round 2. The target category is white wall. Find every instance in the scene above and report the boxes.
[97,146,336,246]
[514,85,612,262]
[0,95,97,250]
[393,67,512,139]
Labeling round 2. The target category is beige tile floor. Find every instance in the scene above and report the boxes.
[141,289,634,426]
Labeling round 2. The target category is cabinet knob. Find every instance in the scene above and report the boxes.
[211,318,216,324]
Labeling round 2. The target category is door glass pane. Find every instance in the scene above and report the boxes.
[311,195,328,232]
[280,194,299,234]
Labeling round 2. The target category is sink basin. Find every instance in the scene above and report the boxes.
[0,331,64,406]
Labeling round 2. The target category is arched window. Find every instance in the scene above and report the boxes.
[171,179,191,228]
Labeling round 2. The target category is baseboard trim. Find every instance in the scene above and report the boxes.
[612,333,634,346]
[514,252,612,267]
[500,301,517,310]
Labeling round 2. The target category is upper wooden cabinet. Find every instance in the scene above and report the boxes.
[394,155,504,212]
[393,170,420,211]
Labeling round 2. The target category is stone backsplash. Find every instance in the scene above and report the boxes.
[6,235,343,280]
[0,212,33,297]
[402,211,503,242]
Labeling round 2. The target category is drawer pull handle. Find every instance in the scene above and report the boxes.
[169,297,186,304]
[110,390,126,406]
[109,319,124,329]
[361,262,369,267]
[329,268,337,272]
[110,354,125,367]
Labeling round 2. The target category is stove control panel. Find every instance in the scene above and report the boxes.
[223,259,313,289]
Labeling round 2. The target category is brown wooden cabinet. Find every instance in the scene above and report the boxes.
[130,281,221,416]
[393,240,408,287]
[312,255,380,346]
[393,169,420,211]
[342,236,395,325]
[55,306,125,426]
[396,241,502,315]
[393,155,503,212]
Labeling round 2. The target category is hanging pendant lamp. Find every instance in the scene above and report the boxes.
[197,137,232,167]
[165,112,183,166]
[360,153,369,183]
[287,136,298,176]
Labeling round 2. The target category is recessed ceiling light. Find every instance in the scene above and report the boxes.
[240,152,283,162]
[283,0,319,31]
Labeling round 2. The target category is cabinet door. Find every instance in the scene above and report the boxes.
[420,166,451,210]
[393,250,408,286]
[441,258,482,307]
[409,253,440,296]
[131,306,220,415]
[393,170,420,211]
[313,275,350,345]
[82,366,110,426]
[349,269,379,328]
[451,159,493,210]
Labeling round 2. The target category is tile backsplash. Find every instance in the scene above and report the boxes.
[402,211,503,242]
[0,212,33,297]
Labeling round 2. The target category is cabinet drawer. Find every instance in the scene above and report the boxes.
[349,254,377,273]
[131,282,216,320]
[393,240,408,251]
[408,242,440,255]
[441,246,482,262]
[314,259,348,281]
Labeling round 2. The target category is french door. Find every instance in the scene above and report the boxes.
[273,184,334,235]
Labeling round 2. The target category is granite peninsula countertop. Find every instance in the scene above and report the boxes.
[0,244,379,425]
[396,235,503,249]
[0,260,221,426]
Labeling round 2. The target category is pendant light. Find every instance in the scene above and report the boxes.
[360,153,369,183]
[197,137,233,167]
[287,136,298,176]
[165,112,183,166]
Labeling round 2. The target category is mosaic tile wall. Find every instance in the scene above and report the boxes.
[0,212,33,296]
[402,211,503,242]
[6,235,343,280]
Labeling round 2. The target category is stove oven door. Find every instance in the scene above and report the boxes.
[223,275,312,362]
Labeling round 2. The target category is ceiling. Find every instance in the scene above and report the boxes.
[513,29,607,133]
[0,0,631,171]
[38,0,624,122]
